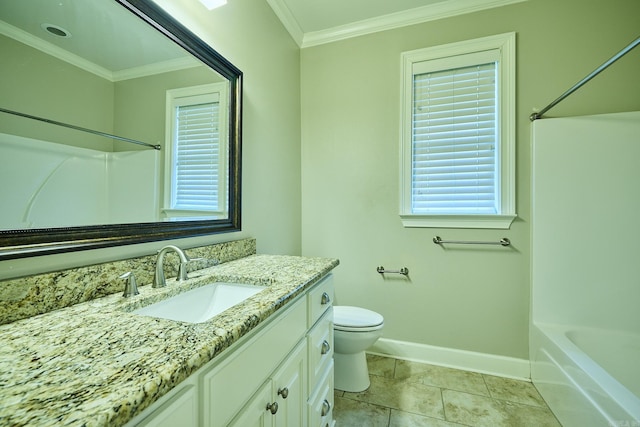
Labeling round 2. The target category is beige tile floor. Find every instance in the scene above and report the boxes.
[333,354,561,427]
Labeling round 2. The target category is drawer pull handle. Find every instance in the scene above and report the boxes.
[321,292,331,305]
[266,401,278,414]
[321,399,331,416]
[321,340,331,355]
[278,387,289,399]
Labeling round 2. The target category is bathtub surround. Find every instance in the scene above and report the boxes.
[0,133,160,229]
[0,238,256,325]
[0,254,338,426]
[531,112,640,425]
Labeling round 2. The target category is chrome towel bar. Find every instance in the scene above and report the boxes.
[376,266,409,275]
[433,236,511,247]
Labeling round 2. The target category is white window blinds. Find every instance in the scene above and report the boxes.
[173,101,220,211]
[412,61,498,215]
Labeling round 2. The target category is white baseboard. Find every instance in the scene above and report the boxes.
[368,338,531,381]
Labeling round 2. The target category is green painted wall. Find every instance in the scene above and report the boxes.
[300,0,640,359]
[0,35,114,151]
[113,65,223,152]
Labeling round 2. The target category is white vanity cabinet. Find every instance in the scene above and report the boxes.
[203,295,307,427]
[125,274,334,427]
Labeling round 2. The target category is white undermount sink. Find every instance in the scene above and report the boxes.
[132,282,266,323]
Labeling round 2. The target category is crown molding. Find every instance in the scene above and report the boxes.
[0,20,200,82]
[112,57,201,81]
[265,0,304,47]
[266,0,528,48]
[0,20,114,80]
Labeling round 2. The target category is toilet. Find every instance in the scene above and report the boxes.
[333,306,384,392]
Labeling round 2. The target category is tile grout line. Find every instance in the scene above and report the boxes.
[387,358,397,427]
[439,386,448,424]
[481,372,492,399]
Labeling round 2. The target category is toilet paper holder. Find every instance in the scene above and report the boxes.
[376,266,409,276]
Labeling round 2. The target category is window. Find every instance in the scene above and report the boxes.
[400,33,516,229]
[164,83,228,220]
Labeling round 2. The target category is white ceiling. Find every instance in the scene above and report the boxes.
[266,0,527,47]
[0,0,528,76]
[0,0,196,81]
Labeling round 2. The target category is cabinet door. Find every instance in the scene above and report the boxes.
[134,384,198,427]
[228,381,275,427]
[272,341,307,427]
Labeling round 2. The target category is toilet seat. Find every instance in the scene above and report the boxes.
[334,306,384,332]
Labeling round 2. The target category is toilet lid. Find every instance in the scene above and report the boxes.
[333,306,384,329]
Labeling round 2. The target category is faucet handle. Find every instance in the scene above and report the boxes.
[177,257,203,281]
[120,272,139,298]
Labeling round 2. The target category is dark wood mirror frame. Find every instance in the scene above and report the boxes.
[0,0,242,261]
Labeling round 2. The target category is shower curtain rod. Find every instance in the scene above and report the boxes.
[0,107,161,150]
[530,36,640,121]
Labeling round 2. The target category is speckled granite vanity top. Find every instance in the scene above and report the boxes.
[0,254,338,427]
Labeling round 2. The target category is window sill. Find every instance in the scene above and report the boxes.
[162,209,225,221]
[400,214,516,229]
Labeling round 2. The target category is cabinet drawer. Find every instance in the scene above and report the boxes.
[307,308,333,395]
[308,360,334,427]
[307,274,334,328]
[202,297,306,427]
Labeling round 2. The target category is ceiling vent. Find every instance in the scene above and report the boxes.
[41,23,72,38]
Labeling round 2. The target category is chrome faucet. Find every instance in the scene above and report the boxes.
[153,245,191,288]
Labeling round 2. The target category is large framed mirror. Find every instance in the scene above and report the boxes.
[0,0,242,260]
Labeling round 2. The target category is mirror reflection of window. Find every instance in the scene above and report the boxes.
[164,83,229,221]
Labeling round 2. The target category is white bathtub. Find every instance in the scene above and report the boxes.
[531,323,640,426]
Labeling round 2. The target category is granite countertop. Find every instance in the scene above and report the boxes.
[0,254,339,427]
